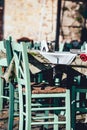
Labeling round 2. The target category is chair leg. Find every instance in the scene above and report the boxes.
[26,92,31,130]
[19,87,24,130]
[66,90,71,130]
[53,98,59,130]
[54,114,58,130]
[44,110,49,129]
[71,86,76,130]
[0,66,3,111]
[14,90,19,113]
[8,83,14,130]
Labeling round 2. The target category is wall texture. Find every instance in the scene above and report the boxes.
[4,0,57,41]
[2,0,86,42]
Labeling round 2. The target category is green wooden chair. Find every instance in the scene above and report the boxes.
[0,40,8,111]
[33,42,41,50]
[0,38,18,130]
[0,39,14,130]
[63,42,72,51]
[25,42,33,50]
[59,42,65,52]
[71,76,87,130]
[12,42,71,130]
[4,39,15,130]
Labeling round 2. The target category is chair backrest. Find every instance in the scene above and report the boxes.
[11,42,31,121]
[0,35,12,51]
[26,42,33,50]
[63,42,72,51]
[33,42,41,50]
[0,39,13,66]
[0,38,13,64]
[11,42,31,95]
[59,43,65,52]
[4,39,13,65]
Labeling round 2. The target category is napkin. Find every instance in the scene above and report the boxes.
[80,53,87,62]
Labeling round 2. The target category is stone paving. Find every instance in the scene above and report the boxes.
[0,109,87,130]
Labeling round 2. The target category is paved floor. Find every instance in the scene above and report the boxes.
[0,109,65,130]
[0,109,87,130]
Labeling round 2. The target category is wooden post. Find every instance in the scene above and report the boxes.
[55,0,62,51]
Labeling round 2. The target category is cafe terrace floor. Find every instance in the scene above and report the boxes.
[0,108,87,130]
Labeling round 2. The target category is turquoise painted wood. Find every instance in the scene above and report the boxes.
[0,40,8,111]
[26,42,32,49]
[0,39,14,130]
[71,76,87,130]
[0,38,18,130]
[33,42,41,50]
[12,42,71,130]
[4,39,15,130]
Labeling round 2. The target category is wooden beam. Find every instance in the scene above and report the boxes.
[55,0,62,51]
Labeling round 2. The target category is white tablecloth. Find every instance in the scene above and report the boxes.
[40,51,77,65]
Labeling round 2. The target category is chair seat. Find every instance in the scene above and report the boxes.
[22,82,66,94]
[32,82,66,93]
[32,86,66,94]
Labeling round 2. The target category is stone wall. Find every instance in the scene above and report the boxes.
[2,0,87,42]
[0,0,4,40]
[4,0,57,41]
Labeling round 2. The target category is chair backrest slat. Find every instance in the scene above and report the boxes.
[4,39,13,65]
[12,42,31,93]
